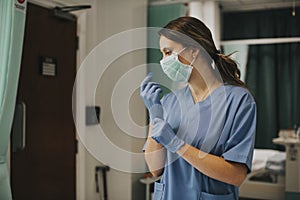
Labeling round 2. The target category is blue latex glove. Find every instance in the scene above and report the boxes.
[151,118,185,153]
[140,73,163,121]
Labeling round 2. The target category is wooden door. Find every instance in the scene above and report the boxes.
[11,3,77,200]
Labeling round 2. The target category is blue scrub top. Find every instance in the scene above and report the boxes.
[147,84,256,200]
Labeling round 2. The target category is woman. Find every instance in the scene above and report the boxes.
[140,17,256,200]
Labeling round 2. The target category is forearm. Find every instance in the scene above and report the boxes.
[177,144,247,186]
[144,125,166,177]
[145,137,166,177]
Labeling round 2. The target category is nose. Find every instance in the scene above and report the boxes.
[161,53,168,60]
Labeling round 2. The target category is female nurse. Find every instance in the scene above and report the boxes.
[140,16,256,200]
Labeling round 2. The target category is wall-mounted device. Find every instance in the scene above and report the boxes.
[53,5,91,21]
[85,106,100,125]
[39,56,57,77]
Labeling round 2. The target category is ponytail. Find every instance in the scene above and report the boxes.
[213,53,246,88]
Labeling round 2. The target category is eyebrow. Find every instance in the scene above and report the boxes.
[161,47,173,52]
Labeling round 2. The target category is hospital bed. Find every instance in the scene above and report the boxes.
[239,149,286,200]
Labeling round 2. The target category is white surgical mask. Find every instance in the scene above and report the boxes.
[160,48,194,82]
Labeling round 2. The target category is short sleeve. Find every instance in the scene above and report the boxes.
[222,102,257,173]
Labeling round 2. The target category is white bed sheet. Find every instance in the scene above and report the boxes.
[252,149,285,171]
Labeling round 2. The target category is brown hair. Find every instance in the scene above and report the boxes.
[158,16,246,87]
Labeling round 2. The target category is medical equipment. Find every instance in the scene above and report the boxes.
[239,149,286,200]
[273,135,300,199]
[240,128,300,200]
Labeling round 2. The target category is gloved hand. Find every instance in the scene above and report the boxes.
[151,118,185,153]
[140,73,163,121]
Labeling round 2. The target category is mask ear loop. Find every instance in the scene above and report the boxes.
[177,47,187,55]
[177,47,196,67]
[189,52,197,67]
[190,57,196,67]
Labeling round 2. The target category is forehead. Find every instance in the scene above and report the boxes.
[159,35,183,50]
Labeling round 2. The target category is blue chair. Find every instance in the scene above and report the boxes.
[0,1,27,199]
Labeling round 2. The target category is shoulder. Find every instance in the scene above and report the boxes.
[224,84,255,105]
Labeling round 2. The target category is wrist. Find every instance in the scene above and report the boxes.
[166,137,185,153]
[176,143,189,155]
[151,119,185,153]
[149,104,163,121]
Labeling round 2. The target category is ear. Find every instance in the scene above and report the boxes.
[191,48,199,59]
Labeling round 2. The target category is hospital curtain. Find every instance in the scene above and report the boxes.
[222,8,300,149]
[148,3,188,28]
[147,3,188,93]
[0,0,27,199]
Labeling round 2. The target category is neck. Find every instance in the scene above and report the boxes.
[188,62,222,103]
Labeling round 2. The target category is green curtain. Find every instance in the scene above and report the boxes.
[147,3,188,93]
[0,1,27,199]
[148,3,188,28]
[247,43,300,149]
[222,8,300,149]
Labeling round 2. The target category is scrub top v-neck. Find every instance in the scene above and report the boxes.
[148,84,256,200]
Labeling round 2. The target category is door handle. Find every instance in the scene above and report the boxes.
[11,101,26,152]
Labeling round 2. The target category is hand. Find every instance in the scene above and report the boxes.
[140,73,163,121]
[151,118,185,153]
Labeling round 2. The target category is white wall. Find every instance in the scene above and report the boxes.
[189,1,221,48]
[75,1,222,199]
[76,0,148,200]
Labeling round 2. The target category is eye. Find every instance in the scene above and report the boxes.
[165,50,172,56]
[160,48,173,58]
[162,49,173,57]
